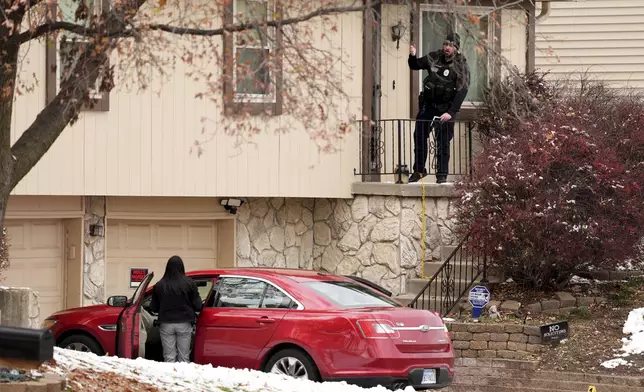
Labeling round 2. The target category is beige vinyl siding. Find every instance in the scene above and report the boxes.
[536,0,644,90]
[10,2,362,199]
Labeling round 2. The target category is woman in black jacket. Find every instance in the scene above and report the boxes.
[149,255,202,363]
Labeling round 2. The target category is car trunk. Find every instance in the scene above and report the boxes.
[352,307,451,354]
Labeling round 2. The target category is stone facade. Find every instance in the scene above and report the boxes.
[235,194,459,296]
[447,322,545,360]
[84,196,106,306]
[0,287,40,328]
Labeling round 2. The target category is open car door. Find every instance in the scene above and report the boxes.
[116,272,154,358]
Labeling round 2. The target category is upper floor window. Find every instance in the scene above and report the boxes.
[419,5,496,104]
[46,0,111,111]
[223,0,283,116]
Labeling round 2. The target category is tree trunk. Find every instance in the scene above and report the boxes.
[0,43,19,267]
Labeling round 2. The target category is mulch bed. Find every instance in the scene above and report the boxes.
[39,360,163,392]
[446,276,644,377]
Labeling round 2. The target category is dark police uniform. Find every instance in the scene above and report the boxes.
[408,33,470,183]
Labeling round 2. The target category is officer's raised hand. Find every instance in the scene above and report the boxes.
[410,44,417,56]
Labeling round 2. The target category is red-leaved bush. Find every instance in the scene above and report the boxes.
[454,73,644,289]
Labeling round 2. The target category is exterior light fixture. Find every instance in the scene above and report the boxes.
[220,198,245,215]
[391,21,407,49]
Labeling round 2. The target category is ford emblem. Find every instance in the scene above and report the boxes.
[420,325,430,332]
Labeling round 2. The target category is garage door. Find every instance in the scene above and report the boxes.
[3,220,65,321]
[106,219,218,298]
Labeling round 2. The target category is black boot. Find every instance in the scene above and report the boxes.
[409,172,427,183]
[436,175,447,184]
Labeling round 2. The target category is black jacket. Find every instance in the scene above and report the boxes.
[149,278,203,324]
[408,49,470,118]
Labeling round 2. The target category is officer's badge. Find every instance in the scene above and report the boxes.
[443,69,450,77]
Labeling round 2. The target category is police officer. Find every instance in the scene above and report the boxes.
[408,33,470,183]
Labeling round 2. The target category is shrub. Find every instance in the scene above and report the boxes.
[454,72,644,290]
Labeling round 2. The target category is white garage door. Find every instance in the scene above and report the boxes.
[106,219,218,298]
[3,220,65,321]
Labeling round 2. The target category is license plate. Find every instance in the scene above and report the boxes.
[421,369,436,384]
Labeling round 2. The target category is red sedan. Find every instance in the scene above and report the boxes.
[42,268,454,390]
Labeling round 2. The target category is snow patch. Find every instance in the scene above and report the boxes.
[47,348,415,392]
[600,307,644,369]
[569,275,591,284]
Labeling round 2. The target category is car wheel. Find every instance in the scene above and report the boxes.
[59,335,104,355]
[264,348,320,382]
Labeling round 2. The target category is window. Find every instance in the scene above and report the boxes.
[234,0,272,98]
[195,278,214,300]
[45,0,110,111]
[261,284,293,309]
[212,276,297,309]
[419,5,496,103]
[223,0,283,115]
[305,281,402,309]
[141,277,213,311]
[215,277,268,308]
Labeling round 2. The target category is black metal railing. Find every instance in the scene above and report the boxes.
[408,230,488,317]
[354,118,475,182]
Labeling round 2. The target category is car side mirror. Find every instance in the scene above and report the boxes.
[107,295,129,307]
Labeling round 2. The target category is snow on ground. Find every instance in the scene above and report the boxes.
[601,307,644,369]
[46,348,414,392]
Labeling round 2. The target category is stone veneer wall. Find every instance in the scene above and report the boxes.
[447,322,546,360]
[0,287,40,328]
[84,196,106,306]
[235,195,459,296]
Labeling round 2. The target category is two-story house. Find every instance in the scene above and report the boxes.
[5,0,560,321]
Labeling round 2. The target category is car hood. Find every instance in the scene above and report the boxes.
[48,304,120,319]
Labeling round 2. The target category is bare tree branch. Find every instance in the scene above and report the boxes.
[16,2,381,44]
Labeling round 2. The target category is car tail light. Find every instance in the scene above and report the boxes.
[356,319,400,339]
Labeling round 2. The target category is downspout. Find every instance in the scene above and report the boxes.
[536,0,551,21]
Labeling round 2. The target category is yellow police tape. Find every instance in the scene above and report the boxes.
[421,177,427,280]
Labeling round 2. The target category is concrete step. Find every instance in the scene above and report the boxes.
[452,375,644,392]
[456,366,644,387]
[423,260,482,281]
[395,294,469,314]
[445,385,577,392]
[407,277,478,295]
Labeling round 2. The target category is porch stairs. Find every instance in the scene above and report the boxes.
[394,239,502,316]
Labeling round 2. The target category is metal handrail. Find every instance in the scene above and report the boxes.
[408,230,488,317]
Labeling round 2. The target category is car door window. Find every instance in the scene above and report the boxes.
[142,277,213,311]
[215,277,267,308]
[195,279,214,301]
[260,284,294,309]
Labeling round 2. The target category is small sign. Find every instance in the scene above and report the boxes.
[540,320,569,344]
[588,386,596,392]
[469,285,490,320]
[469,285,491,307]
[130,267,149,288]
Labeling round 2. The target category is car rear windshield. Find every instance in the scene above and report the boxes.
[304,281,401,308]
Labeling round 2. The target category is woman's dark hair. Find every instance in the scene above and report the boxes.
[159,255,194,295]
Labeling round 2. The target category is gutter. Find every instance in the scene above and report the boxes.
[536,1,551,21]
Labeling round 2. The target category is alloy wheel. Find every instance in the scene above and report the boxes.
[269,356,309,379]
[65,342,92,352]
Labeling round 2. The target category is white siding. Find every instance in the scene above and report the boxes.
[11,2,363,199]
[536,0,644,90]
